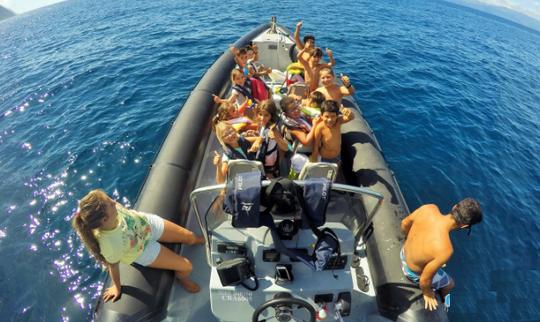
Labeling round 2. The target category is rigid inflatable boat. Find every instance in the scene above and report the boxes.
[93,18,449,322]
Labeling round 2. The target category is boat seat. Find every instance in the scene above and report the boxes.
[287,83,309,99]
[226,159,264,182]
[298,162,338,182]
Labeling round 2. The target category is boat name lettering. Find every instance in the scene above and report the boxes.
[236,176,243,191]
[322,181,328,199]
[220,291,252,302]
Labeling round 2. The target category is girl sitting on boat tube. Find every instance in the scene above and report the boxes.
[246,100,289,178]
[213,122,257,183]
[72,190,205,302]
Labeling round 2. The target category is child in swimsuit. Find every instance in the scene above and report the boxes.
[297,47,335,92]
[72,190,205,302]
[315,67,355,105]
[294,21,316,62]
[311,100,355,163]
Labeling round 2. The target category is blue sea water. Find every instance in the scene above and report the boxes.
[0,0,539,321]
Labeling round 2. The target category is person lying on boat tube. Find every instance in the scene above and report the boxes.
[400,198,483,311]
[72,190,205,302]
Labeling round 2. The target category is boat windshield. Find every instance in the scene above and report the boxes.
[190,181,384,266]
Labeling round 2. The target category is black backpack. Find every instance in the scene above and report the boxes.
[224,174,340,271]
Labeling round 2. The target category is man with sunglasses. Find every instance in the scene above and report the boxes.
[400,198,483,311]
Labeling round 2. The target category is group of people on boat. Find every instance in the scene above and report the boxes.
[211,21,356,181]
[70,21,484,314]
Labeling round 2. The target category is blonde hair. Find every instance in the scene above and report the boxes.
[319,67,334,77]
[230,68,244,82]
[71,189,109,265]
[215,121,233,148]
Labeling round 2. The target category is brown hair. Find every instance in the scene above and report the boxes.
[312,47,323,58]
[321,100,340,114]
[256,99,279,125]
[309,91,325,108]
[212,102,235,130]
[71,189,109,265]
[280,96,297,114]
[451,198,483,226]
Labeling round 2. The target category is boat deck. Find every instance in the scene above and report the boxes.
[164,135,386,321]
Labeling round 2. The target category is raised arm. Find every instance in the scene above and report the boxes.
[213,151,227,184]
[291,116,321,146]
[339,74,355,96]
[297,47,309,66]
[229,46,242,66]
[213,93,239,106]
[320,48,335,68]
[294,21,304,50]
[297,48,314,80]
[103,262,122,303]
[337,108,355,125]
[270,125,290,151]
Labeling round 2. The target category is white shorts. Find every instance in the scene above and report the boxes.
[134,213,165,266]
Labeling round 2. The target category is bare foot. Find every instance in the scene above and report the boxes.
[179,277,200,293]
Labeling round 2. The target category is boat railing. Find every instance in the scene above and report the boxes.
[190,181,384,267]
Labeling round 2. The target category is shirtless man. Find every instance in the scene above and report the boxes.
[315,67,355,104]
[401,198,483,311]
[298,47,335,92]
[294,21,316,62]
[311,100,354,163]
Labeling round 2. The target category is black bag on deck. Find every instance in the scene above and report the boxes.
[216,257,259,291]
[262,177,299,214]
[224,171,261,228]
[312,228,341,271]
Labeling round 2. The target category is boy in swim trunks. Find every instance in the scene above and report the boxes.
[297,47,335,92]
[294,21,316,62]
[400,198,483,311]
[315,67,355,105]
[310,100,355,163]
